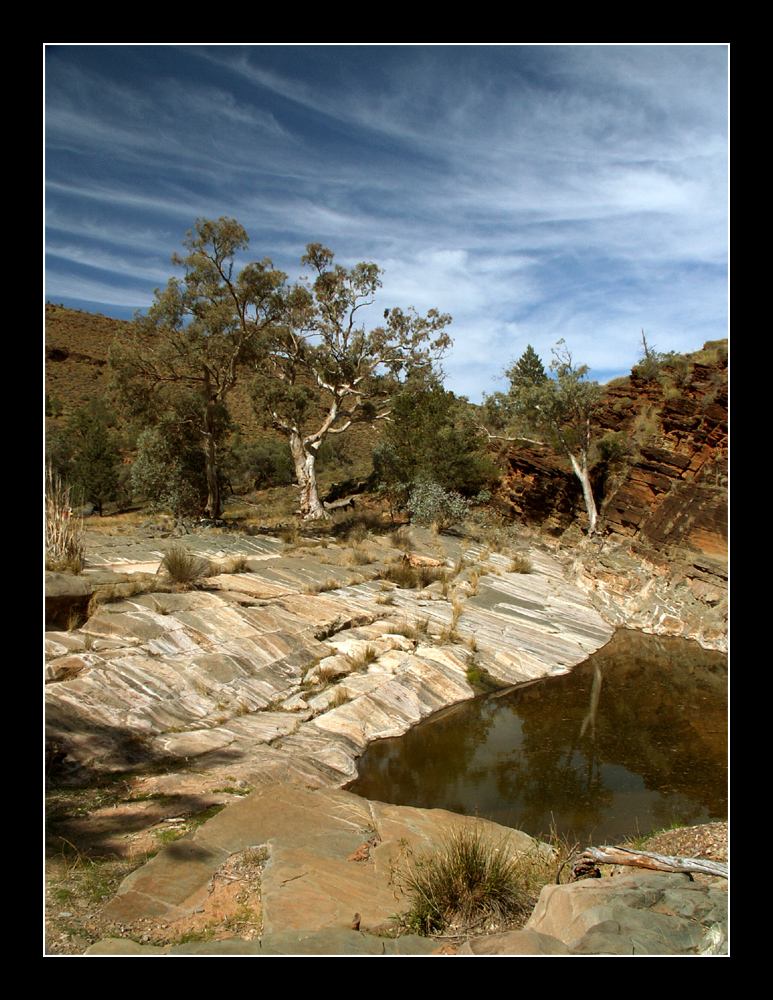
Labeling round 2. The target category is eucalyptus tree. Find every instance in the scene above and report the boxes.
[485,341,603,534]
[110,218,287,518]
[251,243,452,520]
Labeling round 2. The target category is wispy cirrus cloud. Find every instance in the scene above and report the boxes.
[45,44,728,398]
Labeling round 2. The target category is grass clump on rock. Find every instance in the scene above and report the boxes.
[161,545,212,585]
[391,826,537,937]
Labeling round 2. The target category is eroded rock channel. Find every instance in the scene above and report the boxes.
[45,525,726,956]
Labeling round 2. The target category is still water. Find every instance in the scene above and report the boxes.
[347,630,727,844]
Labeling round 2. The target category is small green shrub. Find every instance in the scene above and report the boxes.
[391,827,537,936]
[596,431,631,466]
[407,480,470,531]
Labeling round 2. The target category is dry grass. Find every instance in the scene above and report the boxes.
[45,467,85,573]
[346,644,379,671]
[390,826,555,937]
[219,555,250,574]
[279,524,300,546]
[161,545,212,585]
[388,618,429,641]
[379,562,448,591]
[508,555,533,574]
[304,577,343,595]
[329,686,351,709]
[345,545,373,567]
[389,526,413,551]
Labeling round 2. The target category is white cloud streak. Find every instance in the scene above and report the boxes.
[45,44,728,399]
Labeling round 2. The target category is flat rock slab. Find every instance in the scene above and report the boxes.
[85,930,438,956]
[99,782,542,954]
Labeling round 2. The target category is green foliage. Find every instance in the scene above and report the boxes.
[631,331,688,387]
[131,425,207,517]
[595,431,631,466]
[67,405,120,515]
[373,379,498,507]
[45,394,63,418]
[488,339,603,532]
[505,344,547,391]
[315,433,355,473]
[110,217,287,518]
[406,480,471,531]
[46,400,122,514]
[250,242,452,519]
[225,435,294,491]
[391,827,536,936]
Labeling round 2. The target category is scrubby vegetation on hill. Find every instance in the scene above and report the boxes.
[45,297,726,550]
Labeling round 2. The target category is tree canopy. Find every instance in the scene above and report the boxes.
[485,341,603,534]
[251,242,452,519]
[373,376,498,510]
[110,217,287,518]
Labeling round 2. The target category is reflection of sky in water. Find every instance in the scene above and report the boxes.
[349,630,727,842]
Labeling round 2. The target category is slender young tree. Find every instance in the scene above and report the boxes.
[110,218,287,518]
[485,341,603,534]
[251,244,452,520]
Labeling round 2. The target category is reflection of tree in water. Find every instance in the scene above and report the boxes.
[491,681,613,839]
[495,630,727,837]
[349,696,498,812]
[350,630,727,841]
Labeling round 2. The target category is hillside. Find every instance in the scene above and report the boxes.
[496,341,727,558]
[45,306,727,559]
[44,304,382,489]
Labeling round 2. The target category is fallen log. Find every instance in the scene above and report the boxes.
[580,846,727,879]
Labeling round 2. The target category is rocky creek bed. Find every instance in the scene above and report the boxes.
[45,521,728,956]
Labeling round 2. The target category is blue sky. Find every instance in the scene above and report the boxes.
[45,44,728,402]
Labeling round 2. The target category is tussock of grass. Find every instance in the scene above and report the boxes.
[508,555,533,574]
[161,545,212,585]
[346,545,373,566]
[379,562,448,590]
[388,618,429,641]
[279,524,300,546]
[389,526,413,551]
[390,826,542,937]
[220,555,250,574]
[304,577,342,594]
[329,686,351,708]
[346,644,379,671]
[45,467,85,574]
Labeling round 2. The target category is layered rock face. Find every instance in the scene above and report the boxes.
[496,344,728,649]
[45,530,613,790]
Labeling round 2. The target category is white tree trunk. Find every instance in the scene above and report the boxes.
[568,453,599,535]
[289,433,328,520]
